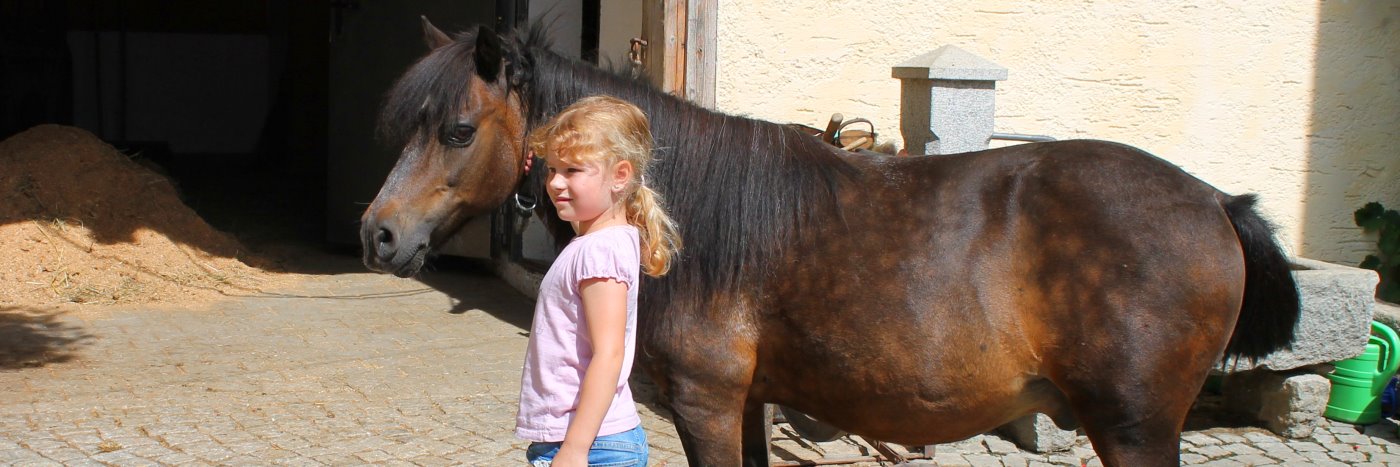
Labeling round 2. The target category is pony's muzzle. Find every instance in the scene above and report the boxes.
[360,215,429,277]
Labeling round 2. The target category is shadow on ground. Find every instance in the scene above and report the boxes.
[0,306,94,369]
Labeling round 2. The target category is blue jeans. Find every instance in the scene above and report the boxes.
[526,424,649,466]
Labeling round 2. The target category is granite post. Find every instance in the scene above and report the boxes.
[893,45,1007,155]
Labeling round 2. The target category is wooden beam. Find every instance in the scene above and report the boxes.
[642,0,687,98]
[685,0,717,108]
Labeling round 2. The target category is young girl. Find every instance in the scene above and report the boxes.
[516,95,681,467]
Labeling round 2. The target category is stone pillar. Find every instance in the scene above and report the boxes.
[892,45,1007,155]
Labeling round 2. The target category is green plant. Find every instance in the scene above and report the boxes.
[1356,202,1400,303]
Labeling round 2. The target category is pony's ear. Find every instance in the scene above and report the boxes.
[507,40,532,89]
[421,16,453,50]
[474,25,504,82]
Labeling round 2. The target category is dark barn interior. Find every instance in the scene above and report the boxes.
[0,1,569,259]
[3,1,333,253]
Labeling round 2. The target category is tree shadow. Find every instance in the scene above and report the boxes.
[1299,2,1400,263]
[0,306,94,369]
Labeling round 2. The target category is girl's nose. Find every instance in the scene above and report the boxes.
[547,172,566,192]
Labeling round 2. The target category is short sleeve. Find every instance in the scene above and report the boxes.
[572,231,639,288]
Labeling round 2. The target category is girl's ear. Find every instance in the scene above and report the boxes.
[611,160,634,193]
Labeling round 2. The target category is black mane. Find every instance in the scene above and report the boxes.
[381,25,858,297]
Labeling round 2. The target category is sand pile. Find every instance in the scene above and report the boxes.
[0,125,284,305]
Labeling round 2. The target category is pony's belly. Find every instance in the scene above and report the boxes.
[759,354,1055,446]
[776,384,1036,446]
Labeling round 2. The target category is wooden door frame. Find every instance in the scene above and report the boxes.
[642,0,716,108]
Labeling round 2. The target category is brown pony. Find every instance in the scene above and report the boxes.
[360,21,1300,466]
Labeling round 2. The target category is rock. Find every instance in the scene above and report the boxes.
[1223,371,1330,438]
[1224,258,1379,373]
[996,413,1078,453]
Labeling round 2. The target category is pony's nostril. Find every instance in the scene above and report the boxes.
[374,228,398,263]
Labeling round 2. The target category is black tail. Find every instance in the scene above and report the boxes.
[1221,194,1302,363]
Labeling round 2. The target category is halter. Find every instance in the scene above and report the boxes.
[512,153,542,216]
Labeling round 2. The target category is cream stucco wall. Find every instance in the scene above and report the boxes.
[714,1,1399,265]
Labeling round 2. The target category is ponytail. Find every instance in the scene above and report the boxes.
[528,95,680,276]
[627,184,682,277]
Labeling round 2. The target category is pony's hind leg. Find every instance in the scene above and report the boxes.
[1075,402,1189,466]
[1058,347,1212,466]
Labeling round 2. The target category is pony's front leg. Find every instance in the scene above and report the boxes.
[646,328,760,466]
[666,372,751,466]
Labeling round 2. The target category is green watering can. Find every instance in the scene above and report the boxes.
[1325,321,1400,424]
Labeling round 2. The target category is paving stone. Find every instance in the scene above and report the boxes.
[1242,432,1280,444]
[87,450,140,465]
[1369,452,1400,462]
[1183,433,1222,446]
[1187,444,1232,458]
[998,452,1035,467]
[1300,450,1346,464]
[1223,454,1276,465]
[1179,453,1208,463]
[1262,450,1308,463]
[1287,440,1325,452]
[355,449,395,463]
[1212,433,1249,444]
[1337,433,1374,445]
[1196,460,1244,466]
[10,460,64,467]
[152,452,201,464]
[1222,443,1264,456]
[1252,441,1291,454]
[931,452,972,466]
[1330,450,1368,463]
[1363,423,1398,440]
[985,436,1020,454]
[1322,442,1355,453]
[1327,424,1365,436]
[964,453,1000,467]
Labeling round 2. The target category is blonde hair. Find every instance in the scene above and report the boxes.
[527,95,682,277]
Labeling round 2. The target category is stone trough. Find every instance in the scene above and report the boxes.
[1002,257,1382,452]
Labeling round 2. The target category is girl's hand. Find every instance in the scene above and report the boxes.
[549,446,587,467]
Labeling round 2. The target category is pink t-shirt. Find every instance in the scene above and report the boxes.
[516,225,642,442]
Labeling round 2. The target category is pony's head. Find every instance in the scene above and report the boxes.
[361,19,531,277]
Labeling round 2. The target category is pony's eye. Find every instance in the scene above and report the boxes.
[443,124,476,147]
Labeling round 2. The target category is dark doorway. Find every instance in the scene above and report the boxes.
[3,1,330,255]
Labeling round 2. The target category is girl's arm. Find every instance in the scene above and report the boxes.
[553,277,630,466]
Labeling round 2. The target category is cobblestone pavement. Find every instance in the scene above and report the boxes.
[2,256,1399,466]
